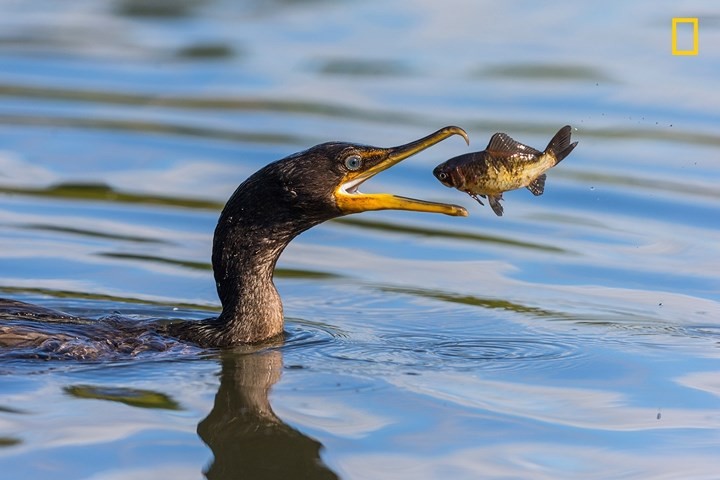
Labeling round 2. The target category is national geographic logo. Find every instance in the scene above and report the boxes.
[671,18,699,55]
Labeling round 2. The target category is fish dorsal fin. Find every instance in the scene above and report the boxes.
[527,174,546,196]
[486,133,541,156]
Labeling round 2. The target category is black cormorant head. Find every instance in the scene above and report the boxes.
[223,126,470,242]
[256,126,470,228]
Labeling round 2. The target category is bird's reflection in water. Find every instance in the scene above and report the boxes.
[0,298,338,477]
[199,347,339,480]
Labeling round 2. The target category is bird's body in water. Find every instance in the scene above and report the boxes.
[433,125,577,216]
[0,127,469,358]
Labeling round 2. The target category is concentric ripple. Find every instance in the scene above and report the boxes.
[284,319,344,349]
[283,320,582,373]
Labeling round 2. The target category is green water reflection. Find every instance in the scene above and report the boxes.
[24,224,167,244]
[380,285,565,318]
[0,286,220,312]
[65,385,181,410]
[478,63,615,82]
[336,217,568,253]
[0,183,221,209]
[0,437,21,448]
[100,252,342,279]
[116,0,203,18]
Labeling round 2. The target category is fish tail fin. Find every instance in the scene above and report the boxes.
[544,125,578,164]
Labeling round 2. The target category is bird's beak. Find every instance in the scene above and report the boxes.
[335,126,469,217]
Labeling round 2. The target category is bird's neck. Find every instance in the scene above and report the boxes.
[208,218,293,345]
[182,158,339,347]
[207,179,330,345]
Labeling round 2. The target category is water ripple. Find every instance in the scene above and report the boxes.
[283,321,581,373]
[283,319,343,351]
[430,337,577,363]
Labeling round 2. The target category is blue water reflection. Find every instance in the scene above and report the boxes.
[0,0,719,478]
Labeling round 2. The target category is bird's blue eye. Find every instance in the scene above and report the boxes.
[344,155,362,171]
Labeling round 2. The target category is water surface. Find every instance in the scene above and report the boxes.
[1,0,719,478]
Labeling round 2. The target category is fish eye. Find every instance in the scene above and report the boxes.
[438,172,448,181]
[344,155,363,171]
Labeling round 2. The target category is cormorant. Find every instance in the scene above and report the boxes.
[0,127,468,355]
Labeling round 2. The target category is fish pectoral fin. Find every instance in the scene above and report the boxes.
[527,174,546,196]
[487,194,504,216]
[466,191,485,206]
[486,133,541,156]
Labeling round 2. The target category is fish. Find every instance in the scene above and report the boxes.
[433,125,578,216]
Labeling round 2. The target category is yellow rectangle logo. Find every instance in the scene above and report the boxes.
[672,18,699,55]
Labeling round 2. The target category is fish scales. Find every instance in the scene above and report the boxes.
[433,126,577,216]
[466,151,555,194]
